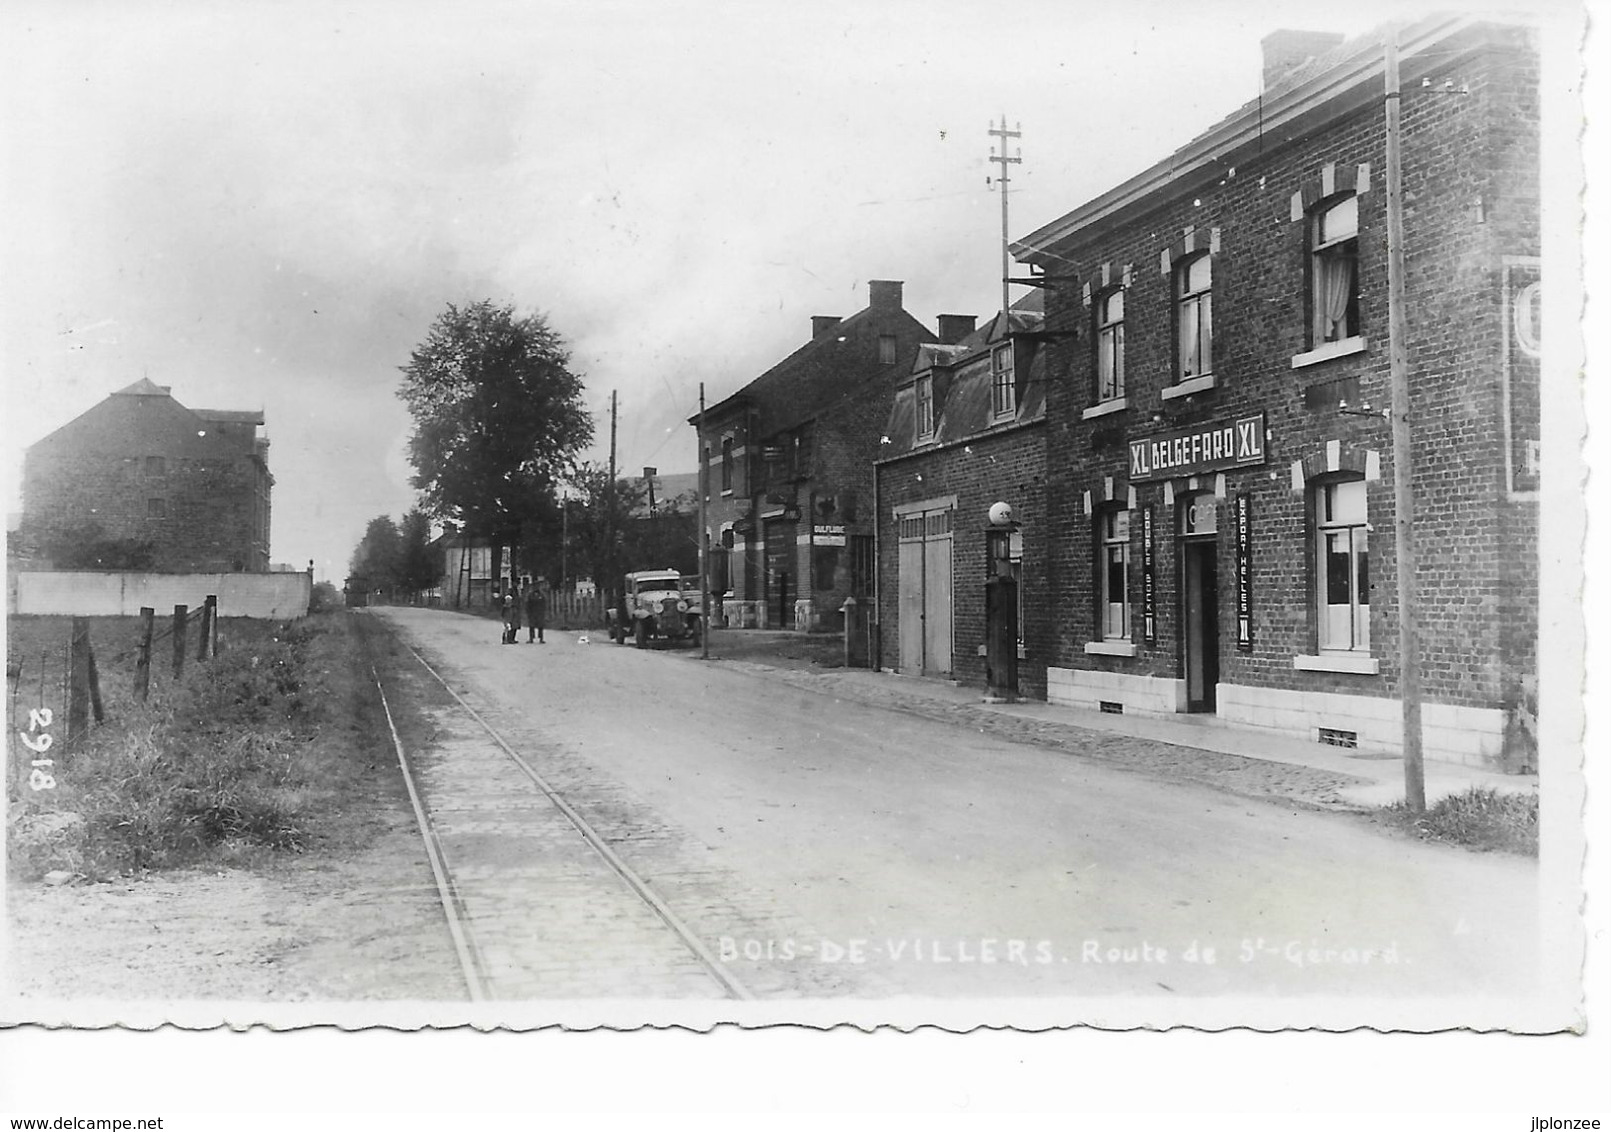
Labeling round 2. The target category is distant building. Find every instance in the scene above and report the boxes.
[19,379,273,572]
[692,280,938,630]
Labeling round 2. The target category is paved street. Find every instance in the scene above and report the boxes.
[373,606,1542,1002]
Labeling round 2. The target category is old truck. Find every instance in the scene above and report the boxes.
[606,569,703,648]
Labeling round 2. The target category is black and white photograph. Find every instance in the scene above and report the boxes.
[1,0,1604,1121]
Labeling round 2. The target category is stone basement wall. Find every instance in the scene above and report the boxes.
[1036,33,1538,764]
[875,422,1049,699]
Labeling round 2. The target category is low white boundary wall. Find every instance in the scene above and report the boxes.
[12,571,311,619]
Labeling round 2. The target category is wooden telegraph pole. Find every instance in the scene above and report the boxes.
[988,115,1022,315]
[1384,26,1426,812]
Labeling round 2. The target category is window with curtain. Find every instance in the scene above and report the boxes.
[1175,254,1213,380]
[1311,195,1360,345]
[1096,288,1125,402]
[1098,507,1131,640]
[1314,477,1370,652]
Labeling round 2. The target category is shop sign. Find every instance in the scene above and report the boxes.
[1142,505,1157,644]
[813,523,846,547]
[1234,493,1253,651]
[1129,412,1267,482]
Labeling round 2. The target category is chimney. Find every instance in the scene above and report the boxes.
[868,280,904,310]
[1260,29,1344,90]
[936,314,976,345]
[811,315,843,339]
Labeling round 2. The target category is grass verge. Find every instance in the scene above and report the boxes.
[7,612,393,881]
[1378,786,1539,856]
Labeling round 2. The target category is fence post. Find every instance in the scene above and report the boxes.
[136,607,154,701]
[68,617,90,742]
[86,633,105,724]
[198,595,216,661]
[172,604,188,680]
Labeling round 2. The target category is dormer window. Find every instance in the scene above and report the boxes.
[915,375,935,441]
[991,343,1016,420]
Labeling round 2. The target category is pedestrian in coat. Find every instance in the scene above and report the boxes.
[523,578,546,643]
[500,589,520,644]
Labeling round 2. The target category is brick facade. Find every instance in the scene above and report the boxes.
[692,281,937,631]
[1013,17,1539,768]
[875,299,1052,698]
[20,379,274,573]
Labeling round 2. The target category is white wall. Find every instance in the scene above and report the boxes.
[12,571,311,619]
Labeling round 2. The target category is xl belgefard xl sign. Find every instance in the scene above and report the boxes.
[1128,412,1267,482]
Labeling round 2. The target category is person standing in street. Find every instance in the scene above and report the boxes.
[501,587,521,644]
[524,577,546,643]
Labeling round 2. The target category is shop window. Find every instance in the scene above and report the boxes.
[915,375,935,441]
[1095,288,1125,402]
[991,343,1016,420]
[1310,194,1360,346]
[1097,507,1131,640]
[1175,254,1213,381]
[1314,477,1369,652]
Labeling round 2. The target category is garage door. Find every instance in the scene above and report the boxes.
[897,503,953,676]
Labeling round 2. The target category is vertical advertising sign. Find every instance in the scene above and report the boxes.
[1142,504,1156,645]
[1235,494,1253,652]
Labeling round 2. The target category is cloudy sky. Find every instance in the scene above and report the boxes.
[0,0,1581,581]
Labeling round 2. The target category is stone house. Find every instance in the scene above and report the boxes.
[1009,16,1540,767]
[20,378,273,573]
[692,280,939,631]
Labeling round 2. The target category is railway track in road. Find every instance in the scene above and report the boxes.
[361,623,754,1002]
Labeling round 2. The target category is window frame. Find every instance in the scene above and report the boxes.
[1174,253,1214,383]
[991,342,1016,421]
[720,437,734,494]
[1309,193,1361,348]
[878,333,898,365]
[1096,506,1132,642]
[1313,476,1370,654]
[915,374,936,441]
[1094,287,1126,403]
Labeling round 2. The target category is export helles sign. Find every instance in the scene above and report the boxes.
[1129,412,1267,482]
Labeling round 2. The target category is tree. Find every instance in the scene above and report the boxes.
[398,508,438,599]
[398,301,593,583]
[563,462,644,590]
[348,515,403,597]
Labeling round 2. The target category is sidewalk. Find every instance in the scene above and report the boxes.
[689,631,1537,811]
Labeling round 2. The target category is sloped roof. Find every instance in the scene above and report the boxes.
[1012,13,1490,260]
[699,295,936,435]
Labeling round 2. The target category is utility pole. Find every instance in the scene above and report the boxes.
[608,390,619,620]
[988,115,1022,314]
[1384,26,1426,812]
[698,383,710,661]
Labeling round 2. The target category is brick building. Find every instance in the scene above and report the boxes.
[874,294,1052,698]
[21,379,274,573]
[693,280,937,631]
[1010,16,1539,768]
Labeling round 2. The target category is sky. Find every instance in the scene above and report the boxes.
[0,0,1586,583]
